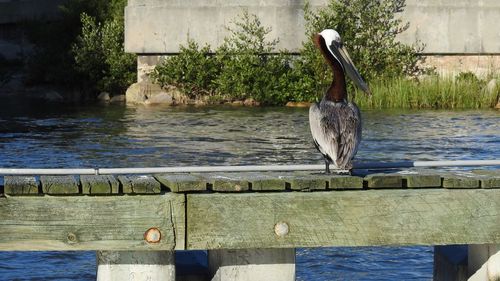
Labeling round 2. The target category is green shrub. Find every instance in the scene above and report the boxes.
[72,13,136,96]
[151,40,220,99]
[214,11,295,104]
[152,11,297,105]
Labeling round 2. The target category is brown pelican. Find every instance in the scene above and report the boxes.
[309,29,371,174]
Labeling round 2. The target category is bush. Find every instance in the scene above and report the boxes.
[214,11,295,104]
[154,2,426,105]
[152,11,297,105]
[72,13,136,96]
[151,40,220,99]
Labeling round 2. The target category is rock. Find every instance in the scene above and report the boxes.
[97,92,111,102]
[125,82,146,104]
[144,92,173,105]
[42,90,63,102]
[110,95,126,103]
[286,101,312,107]
[243,98,260,106]
[194,99,207,106]
[231,100,244,106]
[495,98,500,110]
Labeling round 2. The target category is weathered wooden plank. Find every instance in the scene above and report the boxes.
[442,175,480,189]
[40,176,79,195]
[403,174,442,188]
[186,189,500,249]
[0,194,185,251]
[472,170,500,189]
[329,175,364,190]
[203,174,250,192]
[80,175,119,195]
[286,173,329,191]
[248,173,287,191]
[4,176,39,195]
[364,174,403,188]
[118,175,161,194]
[155,174,207,192]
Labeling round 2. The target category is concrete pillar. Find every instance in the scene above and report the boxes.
[208,248,295,281]
[96,251,175,281]
[468,244,500,281]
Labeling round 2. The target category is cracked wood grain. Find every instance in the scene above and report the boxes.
[80,175,119,195]
[4,176,39,195]
[0,194,185,251]
[186,189,500,249]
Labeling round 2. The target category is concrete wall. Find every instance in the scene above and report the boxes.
[124,0,500,54]
[399,0,500,54]
[125,0,327,54]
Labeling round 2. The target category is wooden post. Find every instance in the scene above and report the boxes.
[468,244,500,281]
[96,251,175,281]
[208,248,295,281]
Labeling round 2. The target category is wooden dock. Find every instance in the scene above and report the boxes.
[0,170,499,280]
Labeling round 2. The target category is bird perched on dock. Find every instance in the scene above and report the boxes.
[309,29,371,174]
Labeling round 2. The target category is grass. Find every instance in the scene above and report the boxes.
[351,76,499,109]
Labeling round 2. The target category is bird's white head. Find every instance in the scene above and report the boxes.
[319,29,342,46]
[317,28,371,96]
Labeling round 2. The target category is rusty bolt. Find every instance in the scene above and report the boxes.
[274,222,289,237]
[144,228,161,243]
[67,232,77,242]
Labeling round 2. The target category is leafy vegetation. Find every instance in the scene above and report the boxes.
[353,75,498,109]
[214,11,296,104]
[72,13,136,96]
[151,40,220,99]
[152,11,297,105]
[153,1,438,106]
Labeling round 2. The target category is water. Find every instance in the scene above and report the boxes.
[0,100,498,280]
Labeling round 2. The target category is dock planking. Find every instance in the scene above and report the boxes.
[155,174,207,192]
[118,175,162,194]
[0,170,498,251]
[0,194,185,251]
[4,176,39,195]
[40,175,79,195]
[81,175,119,195]
[186,188,500,249]
[472,170,500,189]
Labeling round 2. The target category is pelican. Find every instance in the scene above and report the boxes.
[309,29,371,174]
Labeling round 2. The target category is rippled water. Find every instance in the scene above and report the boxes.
[0,99,498,280]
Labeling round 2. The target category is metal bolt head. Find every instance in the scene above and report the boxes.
[144,227,161,243]
[67,232,77,242]
[274,222,289,237]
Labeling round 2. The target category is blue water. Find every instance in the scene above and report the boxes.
[0,100,498,280]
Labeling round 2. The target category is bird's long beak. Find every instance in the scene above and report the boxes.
[328,43,372,96]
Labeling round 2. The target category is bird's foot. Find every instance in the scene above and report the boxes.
[330,169,351,175]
